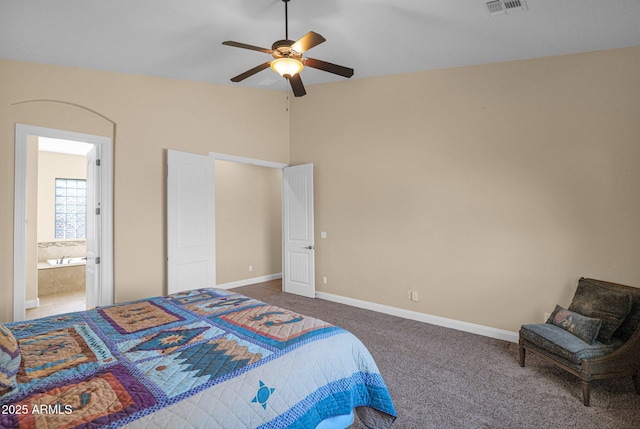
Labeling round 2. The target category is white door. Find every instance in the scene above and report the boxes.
[167,150,216,294]
[85,144,100,309]
[283,164,315,298]
[13,125,113,321]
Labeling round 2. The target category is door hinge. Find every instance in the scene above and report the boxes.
[96,207,101,215]
[96,159,101,166]
[95,257,101,264]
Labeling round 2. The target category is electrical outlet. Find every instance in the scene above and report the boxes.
[248,265,253,272]
[411,291,419,302]
[322,276,327,284]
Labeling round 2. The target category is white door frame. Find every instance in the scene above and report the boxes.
[13,124,114,321]
[85,144,101,313]
[208,152,288,289]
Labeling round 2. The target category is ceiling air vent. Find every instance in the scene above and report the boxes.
[486,0,528,16]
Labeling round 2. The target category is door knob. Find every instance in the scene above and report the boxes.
[304,245,314,250]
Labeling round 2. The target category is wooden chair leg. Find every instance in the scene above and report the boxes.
[633,373,640,395]
[581,381,591,407]
[519,346,526,367]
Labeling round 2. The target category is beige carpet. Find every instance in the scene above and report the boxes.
[233,281,640,429]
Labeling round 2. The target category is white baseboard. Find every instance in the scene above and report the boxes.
[315,291,519,343]
[25,298,40,309]
[216,273,283,290]
[216,275,519,343]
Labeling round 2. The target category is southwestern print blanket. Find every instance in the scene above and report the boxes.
[0,288,396,428]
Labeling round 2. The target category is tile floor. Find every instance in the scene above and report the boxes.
[26,290,86,319]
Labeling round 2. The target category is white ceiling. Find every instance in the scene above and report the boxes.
[2,0,640,94]
[39,137,93,156]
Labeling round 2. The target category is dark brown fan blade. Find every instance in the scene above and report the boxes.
[288,74,306,97]
[230,62,271,82]
[222,41,272,54]
[291,31,326,53]
[304,57,354,78]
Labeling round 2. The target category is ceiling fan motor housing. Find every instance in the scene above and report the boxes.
[271,39,302,59]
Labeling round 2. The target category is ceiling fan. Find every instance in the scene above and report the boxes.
[222,0,354,97]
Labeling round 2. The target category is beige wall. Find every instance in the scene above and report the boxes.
[0,59,289,322]
[290,47,640,332]
[37,151,87,242]
[215,161,282,284]
[2,47,639,334]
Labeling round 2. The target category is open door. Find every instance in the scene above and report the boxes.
[283,164,315,298]
[85,144,100,309]
[167,150,215,294]
[14,125,113,321]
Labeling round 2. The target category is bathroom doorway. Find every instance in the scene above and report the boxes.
[26,138,91,319]
[14,125,114,321]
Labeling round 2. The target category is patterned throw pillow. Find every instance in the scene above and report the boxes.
[0,322,21,390]
[546,305,603,344]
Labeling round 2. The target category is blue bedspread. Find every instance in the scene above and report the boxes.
[1,288,396,428]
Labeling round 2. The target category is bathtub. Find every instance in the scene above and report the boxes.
[38,257,87,296]
[46,257,87,267]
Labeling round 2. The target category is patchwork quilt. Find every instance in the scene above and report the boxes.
[0,288,396,428]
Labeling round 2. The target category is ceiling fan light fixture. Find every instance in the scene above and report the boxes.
[223,0,352,96]
[270,57,304,78]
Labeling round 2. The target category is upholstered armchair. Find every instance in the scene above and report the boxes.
[519,277,640,406]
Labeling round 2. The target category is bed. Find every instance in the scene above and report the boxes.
[0,288,396,428]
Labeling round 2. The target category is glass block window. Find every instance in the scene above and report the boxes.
[55,178,87,239]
